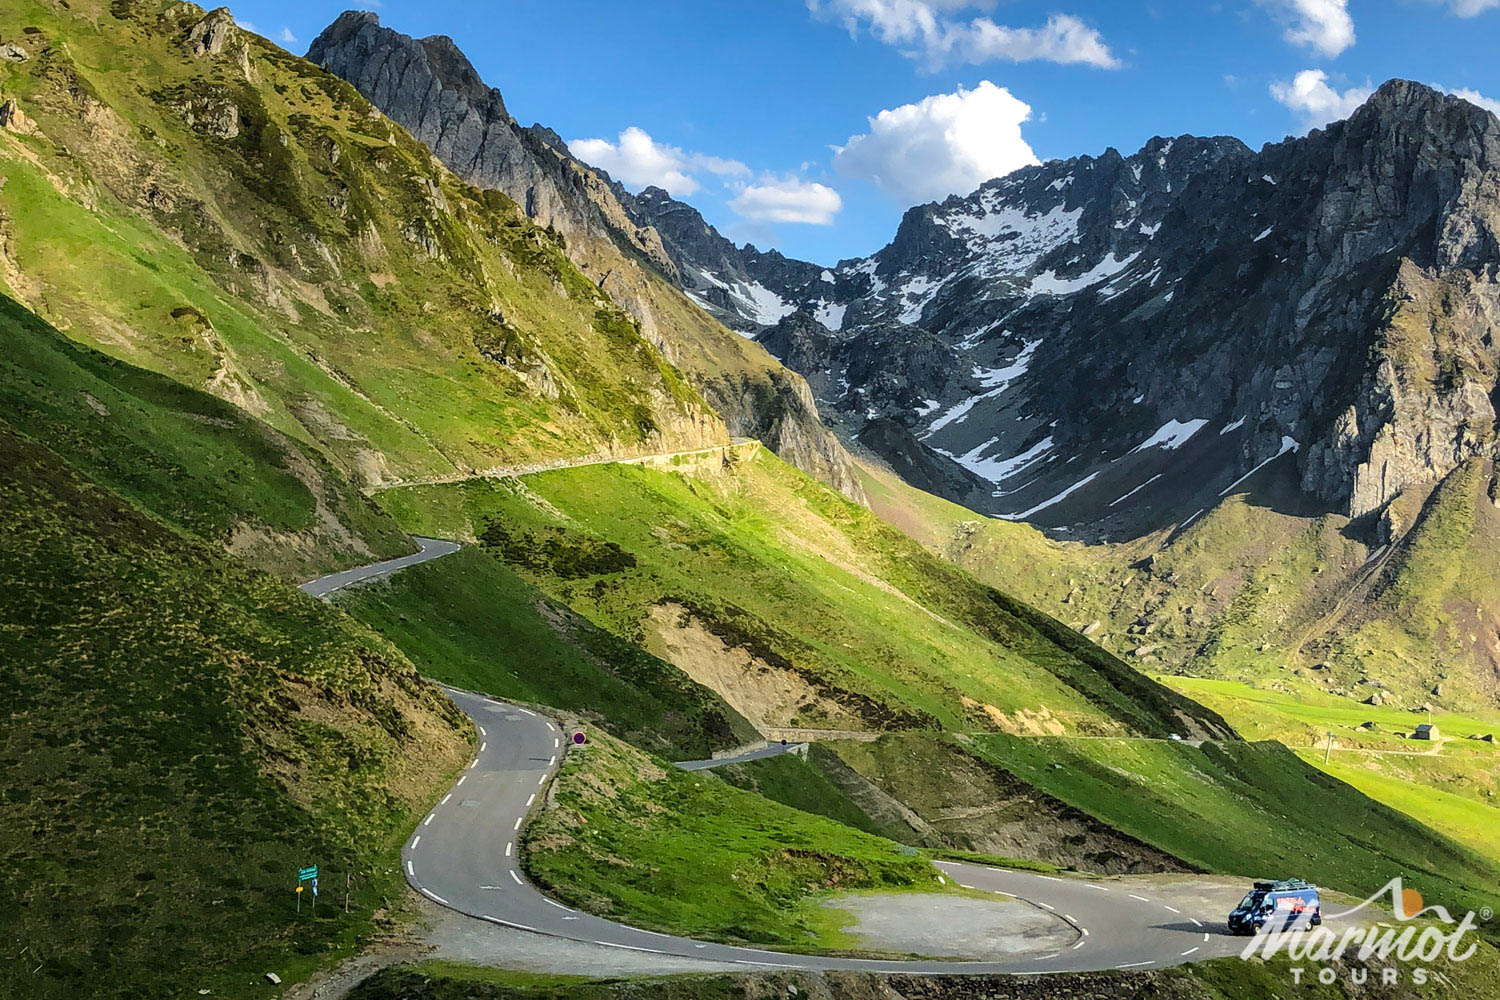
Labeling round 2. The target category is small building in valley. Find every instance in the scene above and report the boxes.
[1413,723,1439,741]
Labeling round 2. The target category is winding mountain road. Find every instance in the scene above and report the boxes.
[298,536,460,598]
[302,545,1303,974]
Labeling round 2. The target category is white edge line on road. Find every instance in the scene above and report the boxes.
[537,774,547,786]
[1081,928,1090,936]
[545,898,570,910]
[1190,917,1202,927]
[1064,914,1076,923]
[1032,952,1061,961]
[440,793,452,805]
[526,793,536,807]
[421,888,449,905]
[456,775,466,786]
[410,835,420,849]
[1203,932,1211,942]
[405,861,413,877]
[423,814,434,826]
[733,960,796,969]
[1182,947,1199,956]
[1037,902,1054,911]
[518,708,535,717]
[1164,905,1181,914]
[513,817,522,830]
[510,870,523,885]
[987,867,1011,874]
[594,941,664,956]
[1128,894,1149,902]
[506,842,512,857]
[549,755,556,766]
[481,742,488,753]
[1071,939,1086,950]
[554,738,560,749]
[1088,884,1109,891]
[479,726,486,736]
[1117,960,1155,969]
[1037,875,1063,882]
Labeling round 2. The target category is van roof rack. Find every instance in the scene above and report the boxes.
[1253,878,1316,892]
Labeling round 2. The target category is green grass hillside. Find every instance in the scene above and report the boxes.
[332,546,754,759]
[0,0,723,490]
[0,292,409,578]
[379,446,1229,740]
[524,726,940,950]
[0,422,472,999]
[859,453,1500,714]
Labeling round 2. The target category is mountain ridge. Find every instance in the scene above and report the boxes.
[631,80,1500,545]
[306,10,867,503]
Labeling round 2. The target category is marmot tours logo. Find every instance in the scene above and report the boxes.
[1241,878,1488,987]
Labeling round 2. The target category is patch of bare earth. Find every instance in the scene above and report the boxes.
[644,602,865,733]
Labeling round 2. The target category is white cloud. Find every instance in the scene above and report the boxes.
[811,1,1120,70]
[568,127,748,198]
[1270,69,1373,128]
[278,27,298,45]
[234,18,259,34]
[729,177,843,225]
[1258,0,1355,57]
[832,81,1040,204]
[1444,0,1500,14]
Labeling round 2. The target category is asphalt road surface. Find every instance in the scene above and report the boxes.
[404,687,1270,974]
[676,741,808,771]
[298,537,460,598]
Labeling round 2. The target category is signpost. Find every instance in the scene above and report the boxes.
[572,731,586,746]
[297,865,319,914]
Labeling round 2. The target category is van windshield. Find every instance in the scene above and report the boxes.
[1238,892,1262,909]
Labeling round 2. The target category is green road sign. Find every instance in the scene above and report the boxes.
[298,866,318,882]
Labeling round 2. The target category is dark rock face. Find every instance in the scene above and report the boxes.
[307,12,865,502]
[705,82,1500,541]
[628,186,829,333]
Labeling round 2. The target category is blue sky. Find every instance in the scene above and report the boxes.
[230,1,1500,266]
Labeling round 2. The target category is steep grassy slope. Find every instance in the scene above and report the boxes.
[859,453,1500,712]
[332,546,754,759]
[0,423,471,999]
[959,735,1500,932]
[380,445,1229,739]
[0,291,409,577]
[0,0,723,490]
[524,726,940,950]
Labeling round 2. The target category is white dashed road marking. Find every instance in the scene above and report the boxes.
[1129,894,1150,902]
[526,793,535,807]
[510,870,523,885]
[1163,905,1181,914]
[505,842,513,857]
[410,835,421,849]
[440,793,452,805]
[1182,947,1199,956]
[1117,960,1154,969]
[513,817,522,831]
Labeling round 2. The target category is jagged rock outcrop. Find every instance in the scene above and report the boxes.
[307,11,865,503]
[183,6,235,57]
